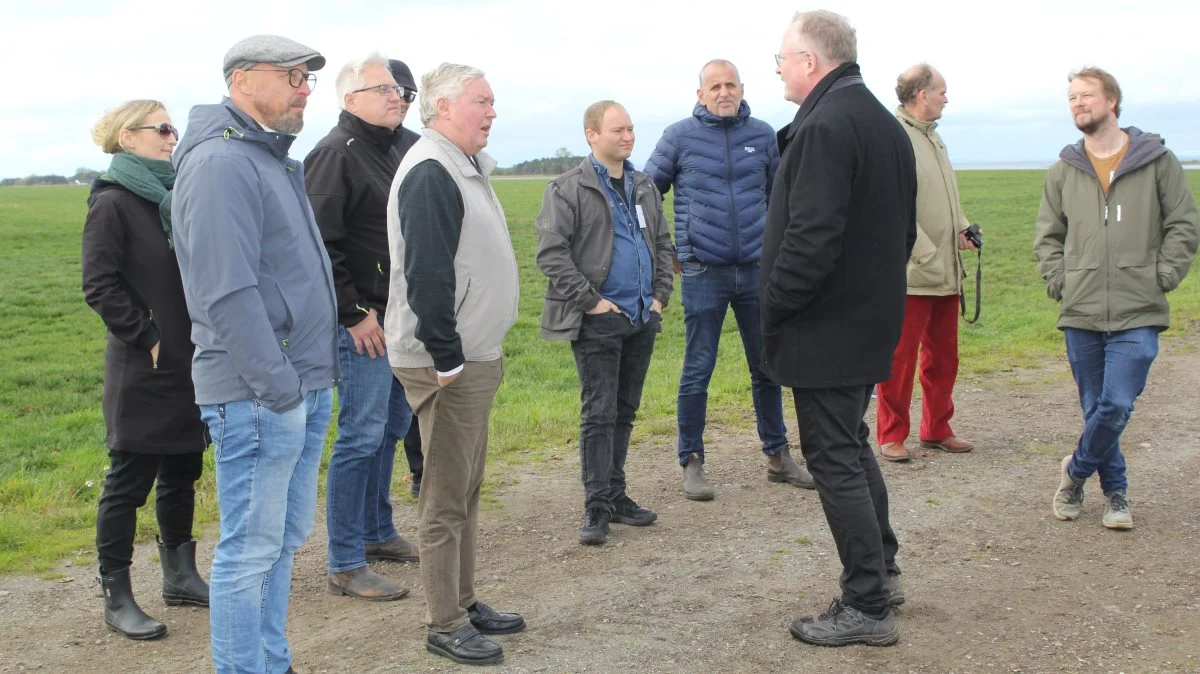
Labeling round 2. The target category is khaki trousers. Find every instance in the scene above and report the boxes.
[394,359,503,632]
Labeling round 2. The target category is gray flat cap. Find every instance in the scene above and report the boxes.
[223,34,325,86]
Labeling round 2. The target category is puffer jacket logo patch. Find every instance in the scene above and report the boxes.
[745,146,756,153]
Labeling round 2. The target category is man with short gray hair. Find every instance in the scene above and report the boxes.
[173,34,336,672]
[763,10,913,647]
[304,53,423,602]
[645,59,808,501]
[386,63,524,666]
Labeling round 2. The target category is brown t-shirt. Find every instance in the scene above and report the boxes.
[1087,135,1130,195]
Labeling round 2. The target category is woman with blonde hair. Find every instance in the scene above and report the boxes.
[82,99,209,640]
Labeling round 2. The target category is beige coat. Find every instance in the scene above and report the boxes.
[896,107,969,296]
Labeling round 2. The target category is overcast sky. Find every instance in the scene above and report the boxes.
[2,0,1197,178]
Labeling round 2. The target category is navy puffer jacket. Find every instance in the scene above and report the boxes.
[645,101,779,265]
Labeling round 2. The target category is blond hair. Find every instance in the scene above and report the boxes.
[91,100,164,154]
[1069,66,1122,118]
[583,100,624,140]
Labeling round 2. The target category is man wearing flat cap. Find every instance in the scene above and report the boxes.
[172,33,338,673]
[304,53,423,602]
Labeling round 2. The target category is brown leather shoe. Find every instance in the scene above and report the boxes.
[365,536,420,563]
[327,567,410,601]
[920,437,974,453]
[880,442,910,463]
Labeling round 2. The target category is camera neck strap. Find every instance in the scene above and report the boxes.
[960,249,981,324]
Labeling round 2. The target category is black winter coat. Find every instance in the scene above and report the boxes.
[760,63,918,389]
[304,111,420,327]
[81,181,208,454]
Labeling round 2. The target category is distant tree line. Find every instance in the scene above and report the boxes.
[494,147,586,176]
[0,168,103,187]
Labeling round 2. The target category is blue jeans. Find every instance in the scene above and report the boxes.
[327,319,414,572]
[1064,327,1159,495]
[677,261,788,465]
[201,389,332,674]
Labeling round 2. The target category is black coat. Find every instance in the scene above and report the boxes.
[303,111,420,327]
[760,63,918,389]
[82,181,208,454]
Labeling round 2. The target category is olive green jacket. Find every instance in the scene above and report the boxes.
[1034,127,1199,332]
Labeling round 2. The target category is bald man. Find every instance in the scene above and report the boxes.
[875,63,976,464]
[645,59,810,502]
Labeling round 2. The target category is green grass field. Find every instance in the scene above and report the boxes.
[2,171,1198,574]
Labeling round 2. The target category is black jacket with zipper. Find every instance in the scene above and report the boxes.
[81,180,208,454]
[304,111,420,327]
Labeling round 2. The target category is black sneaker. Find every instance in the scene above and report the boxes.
[885,574,905,607]
[612,496,657,526]
[579,507,610,546]
[789,598,899,647]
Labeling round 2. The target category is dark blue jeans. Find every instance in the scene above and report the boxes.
[677,261,788,465]
[326,317,415,572]
[571,311,659,511]
[1064,327,1159,495]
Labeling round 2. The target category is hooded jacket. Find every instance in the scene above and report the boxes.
[172,99,339,413]
[1034,127,1199,332]
[644,101,778,265]
[896,106,969,296]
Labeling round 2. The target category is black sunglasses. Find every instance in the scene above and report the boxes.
[130,122,179,140]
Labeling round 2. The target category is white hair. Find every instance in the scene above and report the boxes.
[791,10,857,65]
[335,52,390,110]
[419,63,486,127]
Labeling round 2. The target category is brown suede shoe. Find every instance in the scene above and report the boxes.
[880,442,910,463]
[920,437,974,453]
[327,567,410,601]
[365,536,420,563]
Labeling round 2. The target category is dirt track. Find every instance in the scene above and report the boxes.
[2,340,1199,673]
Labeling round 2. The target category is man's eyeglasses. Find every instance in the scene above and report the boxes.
[775,50,811,66]
[244,67,317,89]
[130,123,179,140]
[351,84,417,103]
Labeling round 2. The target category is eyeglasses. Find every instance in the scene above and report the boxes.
[351,84,417,103]
[244,67,317,89]
[130,123,179,140]
[774,50,811,66]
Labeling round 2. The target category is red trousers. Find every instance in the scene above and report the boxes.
[876,294,959,445]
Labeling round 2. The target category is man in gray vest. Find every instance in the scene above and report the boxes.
[385,63,525,667]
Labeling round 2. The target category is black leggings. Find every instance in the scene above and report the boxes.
[95,451,204,573]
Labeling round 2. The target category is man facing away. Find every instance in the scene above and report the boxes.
[876,63,977,463]
[304,52,422,602]
[645,60,813,501]
[173,34,337,673]
[385,63,525,667]
[762,11,915,647]
[536,101,675,546]
[1035,66,1198,530]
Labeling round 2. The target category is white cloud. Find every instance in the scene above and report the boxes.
[1,0,1197,177]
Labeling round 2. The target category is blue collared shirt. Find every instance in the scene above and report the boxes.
[592,156,654,325]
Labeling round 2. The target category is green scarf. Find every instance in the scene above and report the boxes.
[104,152,177,249]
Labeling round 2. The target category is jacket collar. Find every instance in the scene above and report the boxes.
[420,127,497,178]
[337,110,395,149]
[895,106,938,135]
[784,62,863,141]
[1059,126,1167,180]
[577,156,642,192]
[692,100,751,128]
[222,100,297,160]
